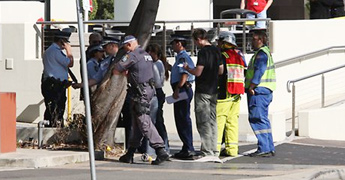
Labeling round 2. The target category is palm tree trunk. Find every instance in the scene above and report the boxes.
[91,0,160,150]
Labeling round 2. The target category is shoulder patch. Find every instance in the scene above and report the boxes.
[121,54,129,62]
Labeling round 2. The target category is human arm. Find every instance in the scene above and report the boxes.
[183,64,204,77]
[240,0,246,9]
[72,78,98,89]
[112,53,135,74]
[63,42,74,67]
[218,54,225,75]
[263,0,273,11]
[248,51,268,95]
[173,73,188,99]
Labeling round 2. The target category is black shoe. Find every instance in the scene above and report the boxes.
[270,151,276,156]
[119,147,135,163]
[119,153,134,163]
[248,151,274,157]
[219,149,237,157]
[152,147,169,165]
[173,151,195,160]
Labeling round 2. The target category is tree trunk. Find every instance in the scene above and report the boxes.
[91,0,160,150]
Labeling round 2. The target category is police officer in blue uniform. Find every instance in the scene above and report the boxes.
[41,31,74,127]
[86,45,104,80]
[115,35,169,165]
[72,36,120,87]
[169,34,196,159]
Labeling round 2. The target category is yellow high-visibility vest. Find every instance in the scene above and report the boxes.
[245,46,276,91]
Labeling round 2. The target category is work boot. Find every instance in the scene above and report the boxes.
[119,147,136,163]
[152,147,169,165]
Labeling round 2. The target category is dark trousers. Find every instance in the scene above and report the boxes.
[41,77,67,127]
[172,84,195,152]
[155,88,169,153]
[128,87,164,149]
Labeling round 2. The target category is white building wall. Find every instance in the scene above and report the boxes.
[115,0,213,29]
[0,0,76,23]
[0,2,44,23]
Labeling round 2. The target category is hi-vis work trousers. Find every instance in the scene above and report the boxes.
[216,95,240,156]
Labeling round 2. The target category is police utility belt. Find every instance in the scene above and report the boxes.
[128,78,155,96]
[42,75,71,89]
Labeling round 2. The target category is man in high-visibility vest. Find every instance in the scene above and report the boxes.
[245,30,276,157]
[215,31,246,157]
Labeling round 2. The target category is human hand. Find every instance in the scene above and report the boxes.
[248,88,255,95]
[173,89,179,99]
[72,83,82,89]
[182,63,189,70]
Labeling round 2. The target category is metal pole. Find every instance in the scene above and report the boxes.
[75,0,97,180]
[44,0,51,29]
[162,23,166,58]
[242,22,246,54]
[321,74,325,108]
[41,24,45,57]
[191,23,194,56]
[292,83,296,136]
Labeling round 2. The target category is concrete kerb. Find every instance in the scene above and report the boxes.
[0,148,89,169]
[239,167,345,180]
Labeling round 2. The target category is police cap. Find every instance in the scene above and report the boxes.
[88,45,104,53]
[55,31,71,42]
[102,36,120,46]
[122,35,137,45]
[170,34,188,44]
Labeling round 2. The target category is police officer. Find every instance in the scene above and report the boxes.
[115,35,169,165]
[245,30,276,157]
[86,45,104,80]
[41,30,74,127]
[73,36,120,87]
[169,34,196,159]
[79,32,102,101]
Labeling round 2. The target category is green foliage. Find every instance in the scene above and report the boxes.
[93,0,114,20]
[89,0,98,20]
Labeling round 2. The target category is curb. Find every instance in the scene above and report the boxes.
[0,149,89,169]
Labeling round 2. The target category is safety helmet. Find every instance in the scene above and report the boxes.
[217,31,237,47]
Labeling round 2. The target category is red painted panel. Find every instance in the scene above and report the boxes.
[0,92,16,153]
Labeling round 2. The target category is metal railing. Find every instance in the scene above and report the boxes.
[276,46,345,137]
[286,64,345,137]
[36,18,271,56]
[276,46,345,68]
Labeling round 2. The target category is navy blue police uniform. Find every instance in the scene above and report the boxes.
[170,35,196,158]
[115,46,165,150]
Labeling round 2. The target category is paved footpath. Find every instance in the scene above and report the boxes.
[0,138,345,180]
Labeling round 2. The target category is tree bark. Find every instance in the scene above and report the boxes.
[91,0,160,150]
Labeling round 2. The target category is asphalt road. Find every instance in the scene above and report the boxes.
[0,138,344,180]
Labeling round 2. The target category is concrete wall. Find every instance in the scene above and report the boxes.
[115,0,213,29]
[0,23,84,123]
[299,105,345,140]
